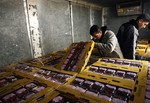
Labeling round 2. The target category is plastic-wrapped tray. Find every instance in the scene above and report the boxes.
[112,98,127,103]
[1,93,17,103]
[88,66,98,72]
[5,76,18,82]
[33,69,72,84]
[145,99,150,103]
[114,60,123,64]
[130,62,141,67]
[115,71,125,78]
[0,82,47,103]
[107,59,115,63]
[32,86,45,93]
[122,61,131,66]
[71,78,84,86]
[96,67,107,74]
[100,84,116,96]
[146,85,150,92]
[0,79,9,88]
[0,75,20,88]
[88,82,104,94]
[13,64,36,73]
[99,85,116,101]
[147,80,150,85]
[15,88,28,98]
[49,95,82,103]
[124,72,137,81]
[80,80,94,89]
[101,58,109,62]
[113,88,131,101]
[104,69,116,76]
[0,70,5,75]
[25,83,37,91]
[145,91,150,100]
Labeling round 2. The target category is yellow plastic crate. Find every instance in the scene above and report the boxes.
[56,41,94,73]
[0,78,30,97]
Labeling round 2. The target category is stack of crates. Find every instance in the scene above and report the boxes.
[56,58,149,103]
[0,69,56,103]
[21,49,68,67]
[1,41,150,103]
[136,43,150,61]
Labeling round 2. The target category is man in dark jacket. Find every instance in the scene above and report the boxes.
[117,14,150,59]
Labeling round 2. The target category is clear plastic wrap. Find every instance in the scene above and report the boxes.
[147,80,150,85]
[101,85,116,96]
[107,59,115,63]
[99,94,112,101]
[113,88,131,101]
[124,72,137,81]
[114,60,123,64]
[145,99,150,103]
[99,85,116,101]
[54,74,64,83]
[2,93,17,103]
[115,71,125,78]
[75,86,86,93]
[64,59,69,64]
[24,92,35,99]
[130,62,141,67]
[15,88,28,98]
[32,86,45,93]
[89,82,104,94]
[50,95,81,103]
[96,67,107,74]
[122,61,131,66]
[0,70,5,75]
[71,78,84,86]
[104,69,116,76]
[101,58,109,62]
[0,79,9,88]
[6,76,18,82]
[80,80,94,89]
[25,83,37,91]
[59,75,71,82]
[145,91,150,99]
[14,64,35,73]
[89,66,98,72]
[146,85,150,92]
[112,98,127,103]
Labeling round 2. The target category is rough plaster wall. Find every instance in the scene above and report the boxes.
[104,7,136,34]
[104,1,150,39]
[0,0,32,67]
[91,8,102,27]
[27,0,42,57]
[37,0,72,54]
[72,3,91,42]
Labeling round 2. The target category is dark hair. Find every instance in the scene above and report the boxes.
[136,14,150,22]
[90,25,100,35]
[101,26,107,34]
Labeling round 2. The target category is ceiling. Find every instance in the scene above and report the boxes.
[77,0,148,7]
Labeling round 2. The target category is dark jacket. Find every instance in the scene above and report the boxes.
[116,19,139,59]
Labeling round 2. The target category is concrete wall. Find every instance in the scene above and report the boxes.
[0,0,32,67]
[0,0,102,67]
[104,1,150,39]
[72,3,91,42]
[37,0,72,54]
[37,0,102,54]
